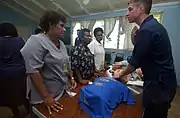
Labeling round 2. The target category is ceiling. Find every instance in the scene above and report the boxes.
[0,0,179,21]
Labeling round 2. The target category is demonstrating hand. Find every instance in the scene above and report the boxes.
[113,69,128,84]
[113,70,122,79]
[43,94,63,115]
[80,79,89,85]
[70,79,77,90]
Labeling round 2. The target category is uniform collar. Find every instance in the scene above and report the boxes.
[94,39,102,46]
[140,15,154,28]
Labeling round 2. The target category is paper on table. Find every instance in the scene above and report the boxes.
[66,90,77,97]
[127,86,141,95]
[127,80,144,87]
[88,81,93,84]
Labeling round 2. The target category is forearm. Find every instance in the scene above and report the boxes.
[120,64,136,77]
[29,72,49,99]
[68,70,73,80]
[74,68,82,81]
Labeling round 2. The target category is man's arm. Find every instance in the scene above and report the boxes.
[118,30,153,79]
[74,69,83,81]
[119,64,136,78]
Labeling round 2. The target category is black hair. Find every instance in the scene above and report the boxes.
[94,27,103,37]
[0,22,18,37]
[79,28,90,40]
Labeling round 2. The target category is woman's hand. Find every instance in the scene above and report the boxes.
[94,72,100,78]
[80,79,89,84]
[94,68,100,73]
[43,94,63,115]
[70,79,77,89]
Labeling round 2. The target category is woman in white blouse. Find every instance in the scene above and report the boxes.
[88,27,105,71]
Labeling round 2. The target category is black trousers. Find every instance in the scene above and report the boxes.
[142,73,177,118]
[143,103,170,118]
[0,75,30,117]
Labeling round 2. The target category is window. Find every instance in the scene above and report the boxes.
[151,12,163,23]
[118,33,125,49]
[72,22,81,46]
[104,20,119,49]
[71,12,163,49]
[104,19,125,49]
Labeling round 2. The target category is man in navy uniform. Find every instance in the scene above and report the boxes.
[115,0,177,117]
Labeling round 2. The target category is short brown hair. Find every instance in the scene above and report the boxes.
[39,10,66,32]
[129,0,152,14]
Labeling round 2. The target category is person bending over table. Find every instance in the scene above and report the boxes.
[71,28,98,85]
[114,0,177,118]
[21,10,77,115]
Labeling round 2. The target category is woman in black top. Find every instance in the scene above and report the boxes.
[0,23,28,118]
[71,28,97,84]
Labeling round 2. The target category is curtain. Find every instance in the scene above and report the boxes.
[88,20,96,36]
[122,17,135,50]
[104,17,117,48]
[81,20,91,29]
[80,20,96,36]
[71,21,77,35]
[104,17,116,40]
[117,16,124,49]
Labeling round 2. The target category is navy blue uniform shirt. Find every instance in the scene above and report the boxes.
[128,15,177,107]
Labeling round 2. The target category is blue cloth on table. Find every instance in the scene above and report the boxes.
[78,77,135,118]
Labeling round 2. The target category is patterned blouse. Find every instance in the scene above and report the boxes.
[71,43,95,79]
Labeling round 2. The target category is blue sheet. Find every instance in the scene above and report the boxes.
[78,77,135,118]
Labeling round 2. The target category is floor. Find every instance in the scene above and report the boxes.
[168,86,180,118]
[0,87,179,118]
